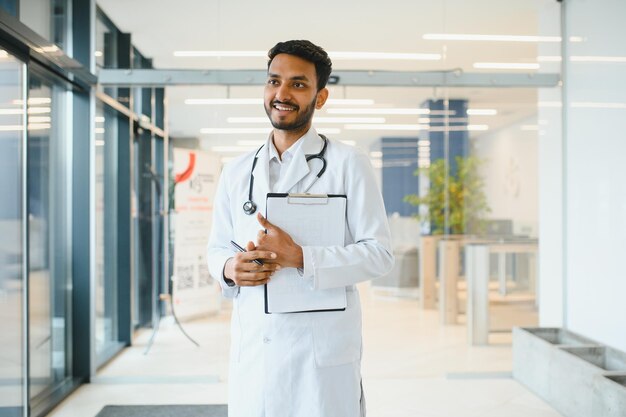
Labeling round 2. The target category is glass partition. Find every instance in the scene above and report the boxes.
[27,69,72,402]
[0,48,25,417]
[95,101,122,364]
[19,0,71,51]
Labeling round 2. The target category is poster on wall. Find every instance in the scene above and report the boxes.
[171,148,222,320]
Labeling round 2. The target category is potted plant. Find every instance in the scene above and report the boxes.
[404,156,490,235]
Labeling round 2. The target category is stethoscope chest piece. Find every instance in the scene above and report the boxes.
[243,200,257,215]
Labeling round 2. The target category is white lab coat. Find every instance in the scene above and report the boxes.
[207,128,394,417]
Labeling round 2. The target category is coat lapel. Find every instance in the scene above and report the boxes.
[252,138,271,207]
[275,128,323,193]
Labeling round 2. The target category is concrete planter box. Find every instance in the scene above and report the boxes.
[513,327,626,417]
[593,374,626,416]
[513,327,599,404]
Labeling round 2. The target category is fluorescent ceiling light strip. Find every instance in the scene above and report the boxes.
[345,124,487,132]
[28,123,51,130]
[317,128,341,134]
[95,127,105,134]
[175,51,266,57]
[0,107,51,115]
[211,146,261,153]
[345,124,427,131]
[571,102,626,109]
[174,50,441,61]
[521,125,540,131]
[227,117,385,124]
[95,140,105,146]
[201,127,270,134]
[95,51,103,57]
[538,101,562,108]
[327,108,430,115]
[330,52,440,61]
[423,33,562,43]
[570,56,626,63]
[0,109,22,115]
[29,116,51,123]
[326,99,375,105]
[473,62,540,70]
[186,98,374,106]
[340,140,356,146]
[12,98,52,105]
[0,125,23,131]
[467,109,497,116]
[186,98,263,105]
[95,116,105,123]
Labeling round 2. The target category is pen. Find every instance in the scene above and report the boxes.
[230,240,264,266]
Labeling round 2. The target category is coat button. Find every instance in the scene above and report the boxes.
[263,337,271,344]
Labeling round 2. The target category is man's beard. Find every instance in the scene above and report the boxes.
[265,96,317,131]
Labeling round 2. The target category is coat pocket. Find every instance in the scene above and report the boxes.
[311,294,362,367]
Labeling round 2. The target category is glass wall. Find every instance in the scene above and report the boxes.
[95,101,122,364]
[19,0,71,51]
[27,69,72,402]
[0,49,25,417]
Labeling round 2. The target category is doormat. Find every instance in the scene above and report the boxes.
[95,405,227,417]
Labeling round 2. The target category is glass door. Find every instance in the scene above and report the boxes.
[27,68,72,405]
[0,47,26,417]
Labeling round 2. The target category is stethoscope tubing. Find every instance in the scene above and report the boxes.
[243,135,328,215]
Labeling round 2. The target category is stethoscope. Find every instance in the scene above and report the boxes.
[243,134,329,215]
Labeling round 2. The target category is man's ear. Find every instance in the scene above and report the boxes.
[315,88,329,109]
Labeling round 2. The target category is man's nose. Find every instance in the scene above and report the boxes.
[275,84,291,102]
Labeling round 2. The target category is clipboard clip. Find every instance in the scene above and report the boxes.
[287,193,329,205]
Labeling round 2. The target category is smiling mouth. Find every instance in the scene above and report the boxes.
[273,102,297,112]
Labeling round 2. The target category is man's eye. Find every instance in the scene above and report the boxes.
[267,79,278,85]
[294,82,305,88]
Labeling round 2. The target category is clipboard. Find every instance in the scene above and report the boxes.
[264,193,348,314]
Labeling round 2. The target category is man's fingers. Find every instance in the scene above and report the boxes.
[234,250,276,263]
[257,212,279,231]
[245,241,255,251]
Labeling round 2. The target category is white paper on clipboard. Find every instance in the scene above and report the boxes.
[264,193,347,314]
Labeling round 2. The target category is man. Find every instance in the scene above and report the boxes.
[207,40,394,417]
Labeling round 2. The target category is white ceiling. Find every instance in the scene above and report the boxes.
[97,0,562,155]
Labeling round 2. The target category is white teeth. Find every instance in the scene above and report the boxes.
[275,105,295,111]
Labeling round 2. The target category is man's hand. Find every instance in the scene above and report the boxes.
[224,241,280,287]
[256,212,304,269]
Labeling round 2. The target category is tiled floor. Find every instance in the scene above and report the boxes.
[47,284,561,417]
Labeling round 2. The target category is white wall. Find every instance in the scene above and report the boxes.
[472,118,539,236]
[537,2,564,327]
[564,0,626,351]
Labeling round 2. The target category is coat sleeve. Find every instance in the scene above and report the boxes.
[206,165,240,298]
[301,149,394,290]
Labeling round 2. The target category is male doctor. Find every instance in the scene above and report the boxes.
[207,40,394,417]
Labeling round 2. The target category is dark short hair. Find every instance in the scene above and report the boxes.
[267,40,333,91]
